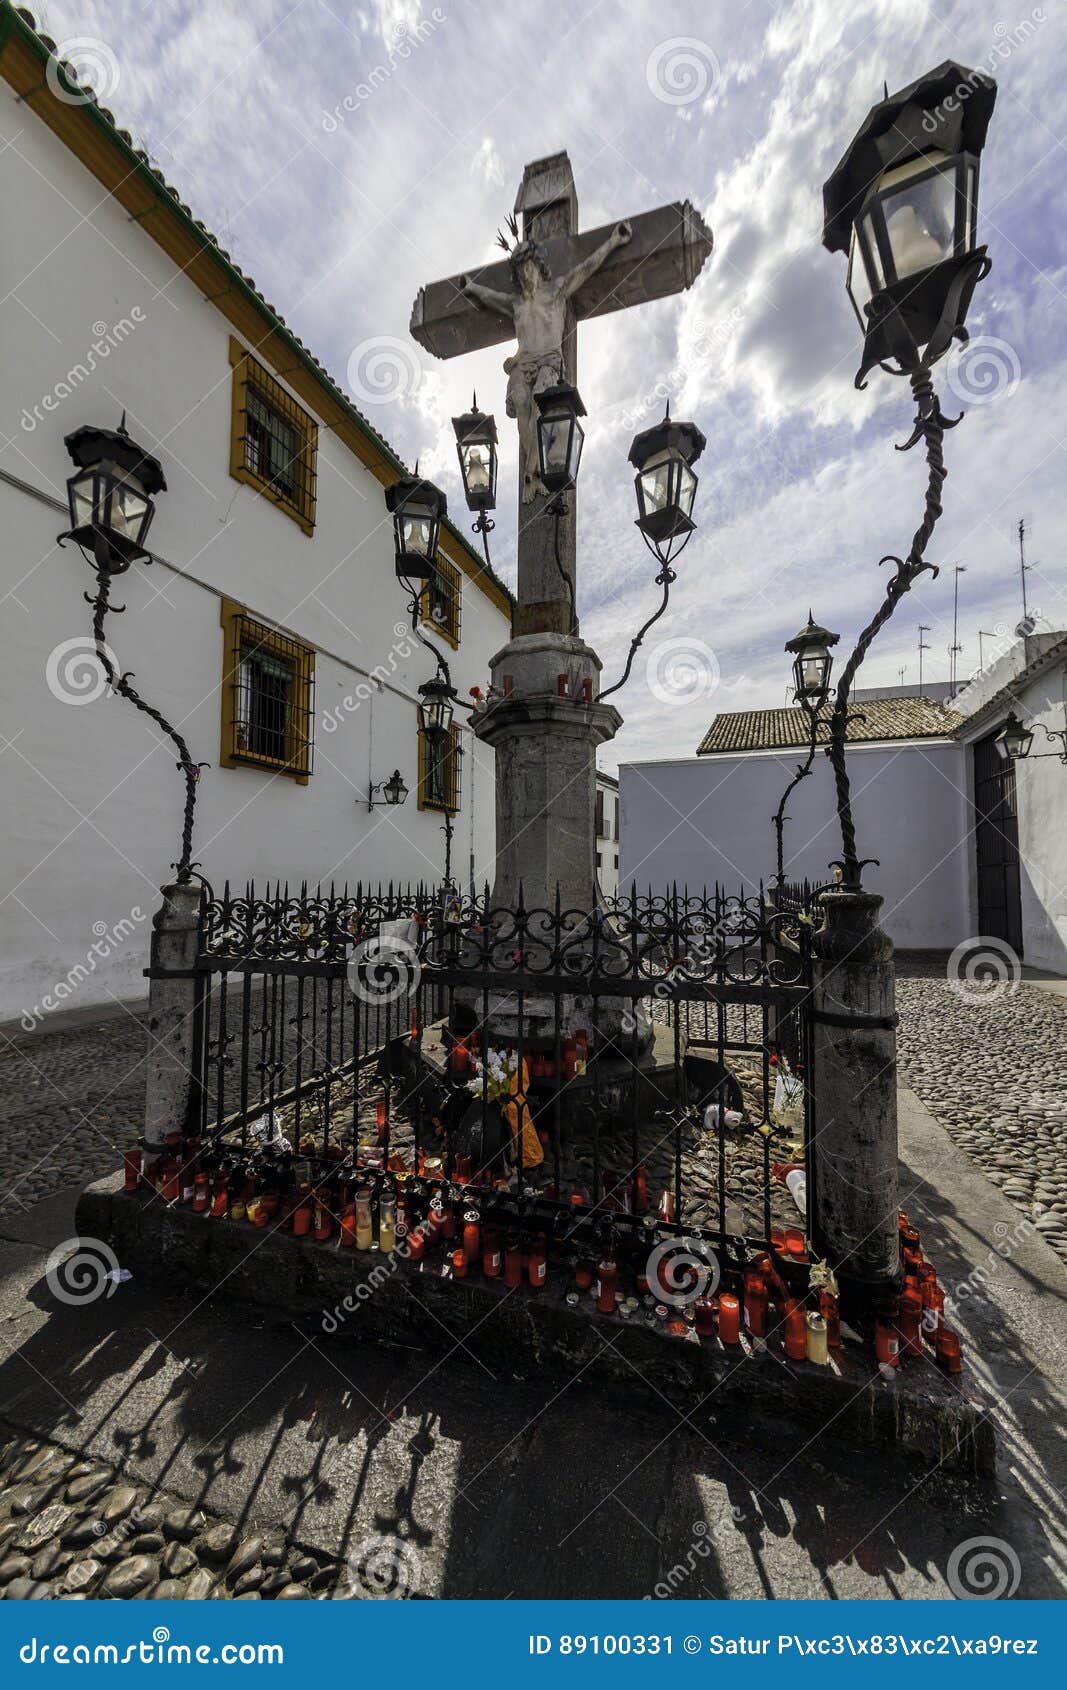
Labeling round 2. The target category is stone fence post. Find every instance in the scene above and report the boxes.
[809,889,900,1319]
[143,880,203,1154]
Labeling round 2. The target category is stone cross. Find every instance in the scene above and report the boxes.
[410,153,712,637]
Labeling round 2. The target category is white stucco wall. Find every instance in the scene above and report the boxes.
[0,85,509,1024]
[989,665,1067,974]
[620,739,972,950]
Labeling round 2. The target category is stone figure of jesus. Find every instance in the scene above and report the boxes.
[459,222,632,501]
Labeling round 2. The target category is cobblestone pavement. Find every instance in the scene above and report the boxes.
[0,1015,147,1214]
[0,1428,350,1599]
[896,954,1067,1263]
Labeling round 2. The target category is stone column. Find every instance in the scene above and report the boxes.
[474,634,620,913]
[809,890,900,1316]
[143,881,203,1154]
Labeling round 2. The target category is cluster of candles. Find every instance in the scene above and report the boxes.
[870,1210,963,1376]
[121,1138,962,1380]
[448,1027,589,1084]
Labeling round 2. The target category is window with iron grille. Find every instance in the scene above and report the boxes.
[421,556,461,648]
[220,599,315,783]
[229,338,317,534]
[418,723,460,813]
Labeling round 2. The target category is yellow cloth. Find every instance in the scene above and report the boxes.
[503,1057,543,1169]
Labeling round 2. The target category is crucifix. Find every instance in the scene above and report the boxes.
[411,153,712,637]
[408,152,712,934]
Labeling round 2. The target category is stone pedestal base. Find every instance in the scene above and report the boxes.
[473,632,621,915]
[810,890,901,1317]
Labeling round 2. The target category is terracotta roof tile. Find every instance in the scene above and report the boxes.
[696,696,965,755]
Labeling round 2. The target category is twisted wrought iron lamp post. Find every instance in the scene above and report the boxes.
[773,614,839,884]
[821,61,997,887]
[57,415,205,884]
[385,472,462,886]
[600,407,706,702]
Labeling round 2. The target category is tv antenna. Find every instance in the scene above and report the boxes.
[918,624,931,694]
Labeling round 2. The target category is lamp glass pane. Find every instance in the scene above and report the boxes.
[638,449,672,515]
[106,476,149,543]
[567,417,585,482]
[403,512,434,556]
[800,652,828,692]
[677,460,697,517]
[880,160,956,279]
[541,414,571,474]
[847,228,874,319]
[462,442,492,494]
[69,469,96,531]
[855,214,886,296]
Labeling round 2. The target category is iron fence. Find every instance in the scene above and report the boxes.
[184,881,817,1264]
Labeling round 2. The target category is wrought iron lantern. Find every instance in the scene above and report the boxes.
[385,473,447,581]
[823,61,996,383]
[62,413,166,572]
[417,675,456,742]
[534,382,586,493]
[368,769,409,809]
[994,711,1034,762]
[785,613,840,709]
[452,394,498,514]
[627,406,706,565]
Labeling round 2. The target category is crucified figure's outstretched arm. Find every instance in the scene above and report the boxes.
[458,275,515,316]
[561,220,632,299]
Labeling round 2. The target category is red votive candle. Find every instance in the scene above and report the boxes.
[192,1172,210,1214]
[596,1255,618,1316]
[292,1199,312,1238]
[743,1268,768,1338]
[482,1228,502,1279]
[694,1296,716,1338]
[123,1147,142,1193]
[897,1286,924,1358]
[574,1259,594,1292]
[717,1292,741,1346]
[527,1235,547,1290]
[819,1289,841,1348]
[936,1328,963,1374]
[462,1210,480,1263]
[504,1234,523,1288]
[784,1226,806,1259]
[781,1299,807,1361]
[451,1246,468,1279]
[922,1281,945,1342]
[406,1224,427,1263]
[339,1207,357,1247]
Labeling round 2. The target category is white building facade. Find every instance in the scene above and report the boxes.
[595,769,620,898]
[0,7,512,1027]
[620,632,1067,970]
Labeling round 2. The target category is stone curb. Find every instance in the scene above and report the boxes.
[77,1175,996,1479]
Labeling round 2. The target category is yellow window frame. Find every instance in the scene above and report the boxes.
[229,337,318,535]
[219,597,315,784]
[420,554,461,649]
[417,723,459,814]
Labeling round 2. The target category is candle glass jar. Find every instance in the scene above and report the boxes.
[379,1191,397,1253]
[717,1292,741,1346]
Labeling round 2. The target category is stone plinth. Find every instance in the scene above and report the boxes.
[144,881,202,1154]
[474,632,620,914]
[810,889,901,1314]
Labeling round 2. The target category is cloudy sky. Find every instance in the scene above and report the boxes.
[33,0,1067,770]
